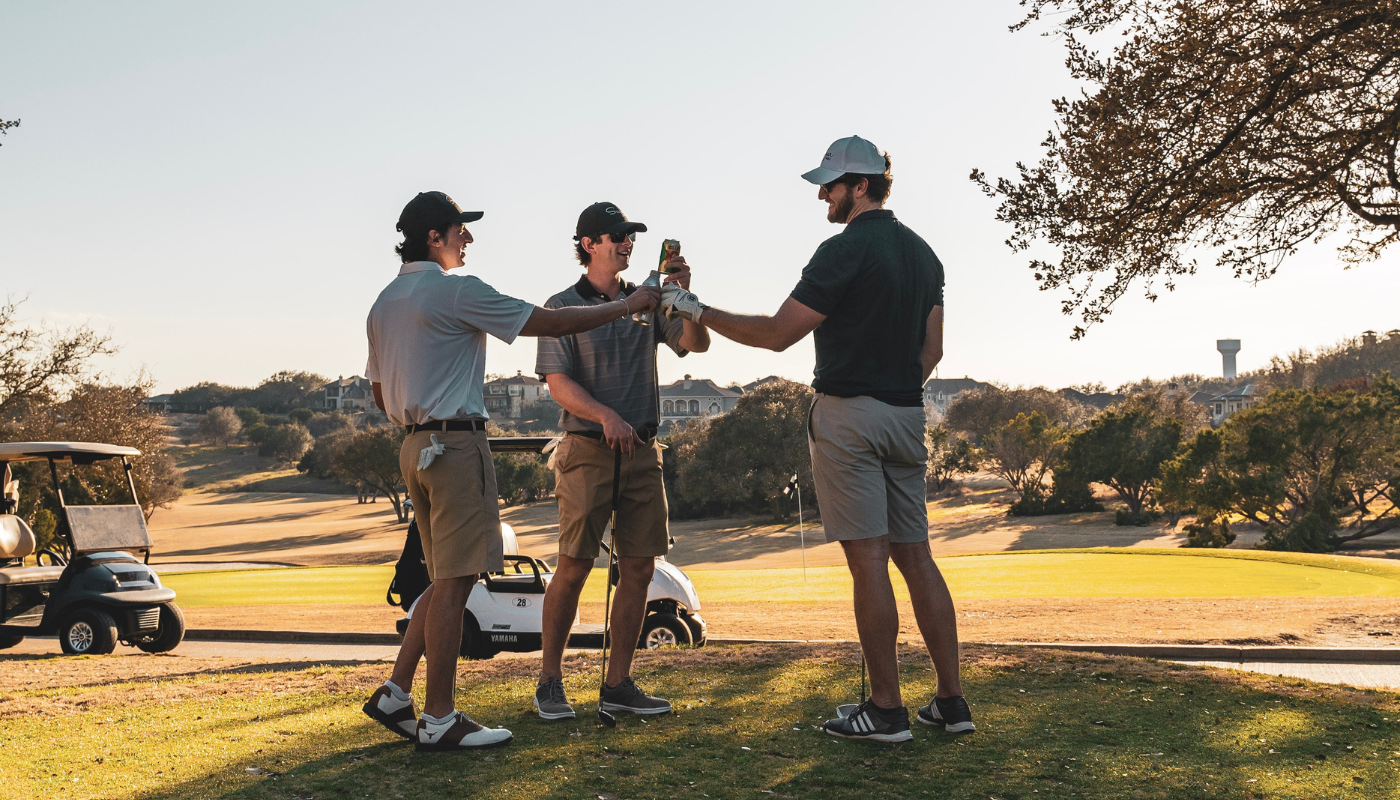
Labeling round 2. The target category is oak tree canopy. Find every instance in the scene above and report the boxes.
[973,0,1400,337]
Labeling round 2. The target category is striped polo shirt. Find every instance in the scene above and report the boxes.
[535,274,687,433]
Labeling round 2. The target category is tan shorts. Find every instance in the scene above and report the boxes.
[399,429,503,581]
[554,433,670,561]
[808,394,929,544]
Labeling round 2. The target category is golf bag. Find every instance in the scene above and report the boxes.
[386,519,430,611]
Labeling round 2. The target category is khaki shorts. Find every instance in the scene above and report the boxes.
[554,433,670,561]
[400,429,503,580]
[808,394,929,544]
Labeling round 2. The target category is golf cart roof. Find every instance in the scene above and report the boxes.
[0,442,142,464]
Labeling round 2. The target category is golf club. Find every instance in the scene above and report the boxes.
[597,447,623,728]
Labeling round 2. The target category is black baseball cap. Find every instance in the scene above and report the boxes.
[574,202,647,242]
[397,191,483,235]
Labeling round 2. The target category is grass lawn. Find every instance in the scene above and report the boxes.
[161,549,1400,609]
[2,644,1397,799]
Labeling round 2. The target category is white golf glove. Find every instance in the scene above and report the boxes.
[661,284,706,323]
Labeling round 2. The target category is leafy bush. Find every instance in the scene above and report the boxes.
[1115,508,1163,527]
[287,407,314,425]
[1160,376,1400,552]
[257,423,314,462]
[982,412,1069,505]
[494,453,552,506]
[306,412,354,438]
[1058,393,1185,516]
[926,425,979,496]
[673,380,815,521]
[233,407,264,427]
[196,406,243,446]
[329,426,408,521]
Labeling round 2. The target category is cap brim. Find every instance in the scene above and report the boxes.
[454,211,484,223]
[606,221,648,236]
[801,166,844,185]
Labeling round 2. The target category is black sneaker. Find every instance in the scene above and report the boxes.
[823,699,912,743]
[534,676,576,720]
[599,676,672,715]
[916,695,975,733]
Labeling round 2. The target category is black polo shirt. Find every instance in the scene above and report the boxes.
[789,209,944,407]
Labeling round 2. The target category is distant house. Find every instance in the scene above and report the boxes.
[1057,387,1123,411]
[141,394,173,414]
[1204,383,1258,426]
[485,371,549,419]
[922,377,990,416]
[660,375,741,427]
[742,375,784,394]
[321,376,374,411]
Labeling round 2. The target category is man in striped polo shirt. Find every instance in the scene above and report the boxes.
[532,202,709,721]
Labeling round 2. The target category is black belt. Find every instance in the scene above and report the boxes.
[570,426,657,443]
[404,419,487,434]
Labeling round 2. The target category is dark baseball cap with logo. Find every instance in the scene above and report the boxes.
[396,191,484,235]
[574,202,647,242]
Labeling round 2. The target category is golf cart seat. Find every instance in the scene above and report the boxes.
[0,514,64,585]
[0,514,36,559]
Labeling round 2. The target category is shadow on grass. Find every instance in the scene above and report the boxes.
[5,644,1397,800]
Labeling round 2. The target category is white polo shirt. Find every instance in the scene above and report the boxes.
[366,261,534,426]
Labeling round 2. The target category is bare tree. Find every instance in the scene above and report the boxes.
[0,298,116,417]
[974,1,1400,337]
[0,118,17,145]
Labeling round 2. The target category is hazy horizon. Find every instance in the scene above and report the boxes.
[3,2,1396,396]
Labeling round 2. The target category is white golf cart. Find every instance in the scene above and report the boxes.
[0,442,184,655]
[389,436,706,658]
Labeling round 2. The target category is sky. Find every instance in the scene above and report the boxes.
[1,1,1396,395]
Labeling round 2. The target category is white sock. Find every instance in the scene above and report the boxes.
[421,710,456,727]
[384,680,411,702]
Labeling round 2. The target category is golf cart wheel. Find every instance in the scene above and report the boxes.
[459,612,497,660]
[135,604,185,654]
[60,608,119,655]
[0,634,24,650]
[639,613,692,650]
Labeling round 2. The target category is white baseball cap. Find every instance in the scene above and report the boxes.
[801,135,885,185]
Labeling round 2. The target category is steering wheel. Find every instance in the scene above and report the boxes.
[35,549,67,567]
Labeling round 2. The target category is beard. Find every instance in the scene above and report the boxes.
[827,190,857,224]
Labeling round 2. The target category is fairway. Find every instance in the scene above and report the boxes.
[161,550,1400,608]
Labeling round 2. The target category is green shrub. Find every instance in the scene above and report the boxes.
[233,407,264,427]
[1115,508,1163,526]
[287,408,314,425]
[258,423,313,462]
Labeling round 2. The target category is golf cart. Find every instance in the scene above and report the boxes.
[387,436,706,658]
[0,442,184,655]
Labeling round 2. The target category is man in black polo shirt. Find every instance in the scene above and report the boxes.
[662,137,973,742]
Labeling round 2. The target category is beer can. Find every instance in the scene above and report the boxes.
[658,239,681,273]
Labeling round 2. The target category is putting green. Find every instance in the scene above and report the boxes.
[160,550,1400,607]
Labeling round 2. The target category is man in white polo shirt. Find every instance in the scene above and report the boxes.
[360,191,659,752]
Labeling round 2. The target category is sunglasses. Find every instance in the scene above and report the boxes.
[604,231,636,243]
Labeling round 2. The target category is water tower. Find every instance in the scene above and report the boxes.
[1217,339,1241,380]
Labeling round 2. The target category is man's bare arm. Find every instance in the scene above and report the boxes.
[518,286,660,338]
[372,382,385,413]
[921,305,944,382]
[543,373,644,456]
[678,319,710,353]
[699,297,826,352]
